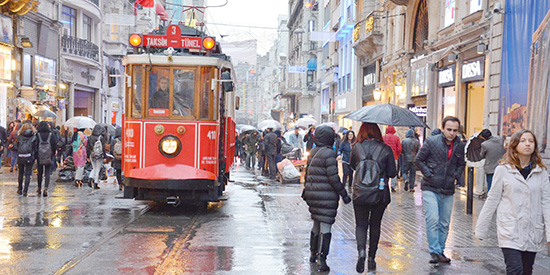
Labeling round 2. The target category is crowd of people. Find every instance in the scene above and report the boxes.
[237,117,549,274]
[0,120,124,197]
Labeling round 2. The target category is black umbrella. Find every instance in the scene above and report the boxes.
[465,132,485,167]
[344,103,428,128]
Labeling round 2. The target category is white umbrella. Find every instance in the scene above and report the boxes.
[258,119,283,131]
[295,117,317,129]
[318,122,340,132]
[34,109,58,119]
[15,97,37,114]
[64,116,97,129]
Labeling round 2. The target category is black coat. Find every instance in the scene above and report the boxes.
[36,122,58,165]
[87,124,107,159]
[110,127,122,170]
[16,129,37,164]
[350,139,397,205]
[303,126,349,224]
[263,132,278,155]
[415,134,466,195]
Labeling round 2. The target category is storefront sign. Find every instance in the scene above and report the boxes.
[408,106,427,117]
[362,64,376,102]
[288,66,307,73]
[461,57,485,82]
[0,15,13,44]
[111,101,120,110]
[438,65,455,87]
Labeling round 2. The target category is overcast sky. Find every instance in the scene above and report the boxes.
[205,0,288,55]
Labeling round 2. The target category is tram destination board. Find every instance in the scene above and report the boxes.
[142,25,203,49]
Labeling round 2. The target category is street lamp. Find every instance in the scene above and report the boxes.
[373,88,382,101]
[19,36,33,48]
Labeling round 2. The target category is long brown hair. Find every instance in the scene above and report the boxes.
[18,122,36,135]
[354,122,383,145]
[501,129,546,169]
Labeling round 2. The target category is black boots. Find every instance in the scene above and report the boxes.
[356,250,366,273]
[318,233,332,272]
[367,257,376,270]
[309,232,319,263]
[93,181,100,189]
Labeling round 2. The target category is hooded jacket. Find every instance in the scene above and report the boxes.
[303,126,350,224]
[36,121,57,159]
[87,124,107,159]
[16,129,37,164]
[383,126,402,160]
[475,164,550,252]
[480,136,506,174]
[401,129,420,163]
[416,134,466,195]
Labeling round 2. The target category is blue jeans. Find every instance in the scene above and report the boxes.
[422,190,453,255]
[402,161,416,189]
[486,174,494,192]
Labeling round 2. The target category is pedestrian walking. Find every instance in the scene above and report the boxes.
[349,122,397,272]
[288,126,304,158]
[35,121,57,197]
[243,131,258,169]
[415,116,465,264]
[264,128,278,179]
[383,126,402,192]
[303,125,316,153]
[72,128,88,186]
[0,121,7,172]
[15,122,37,197]
[337,130,355,188]
[302,125,351,272]
[479,129,506,192]
[87,124,106,189]
[401,129,420,192]
[475,129,550,275]
[7,122,20,172]
[110,127,123,191]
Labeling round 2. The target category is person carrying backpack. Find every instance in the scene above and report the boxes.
[35,121,57,197]
[72,128,88,186]
[86,124,106,189]
[349,122,397,272]
[302,125,351,272]
[110,127,123,191]
[15,122,37,197]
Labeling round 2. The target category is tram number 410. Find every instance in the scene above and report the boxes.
[206,130,217,139]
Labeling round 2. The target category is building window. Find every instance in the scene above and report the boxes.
[83,14,92,41]
[61,5,77,36]
[444,0,456,27]
[413,0,428,54]
[110,25,119,40]
[470,0,483,14]
[34,55,56,90]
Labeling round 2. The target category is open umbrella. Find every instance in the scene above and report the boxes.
[240,125,257,134]
[465,132,485,167]
[34,109,57,119]
[15,97,37,115]
[64,116,96,129]
[345,103,428,128]
[295,116,317,129]
[98,123,116,136]
[318,122,340,132]
[258,119,283,131]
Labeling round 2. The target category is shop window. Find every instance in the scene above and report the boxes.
[61,5,77,37]
[34,55,56,91]
[22,54,32,86]
[173,69,195,117]
[131,66,143,118]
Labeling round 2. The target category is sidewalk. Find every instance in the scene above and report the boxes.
[238,165,550,274]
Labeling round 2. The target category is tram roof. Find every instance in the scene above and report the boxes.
[123,54,233,68]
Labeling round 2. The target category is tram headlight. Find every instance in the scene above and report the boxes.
[158,135,182,158]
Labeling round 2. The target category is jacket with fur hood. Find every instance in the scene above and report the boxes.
[303,126,350,224]
[475,164,550,252]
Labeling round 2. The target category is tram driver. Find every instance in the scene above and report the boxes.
[150,76,170,109]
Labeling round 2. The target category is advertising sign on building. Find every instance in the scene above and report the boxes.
[461,56,485,82]
[362,63,376,101]
[0,15,13,44]
[288,66,307,73]
[438,65,455,87]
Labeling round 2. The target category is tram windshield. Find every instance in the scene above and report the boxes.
[128,65,216,120]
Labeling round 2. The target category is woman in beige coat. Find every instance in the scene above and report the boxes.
[475,129,550,275]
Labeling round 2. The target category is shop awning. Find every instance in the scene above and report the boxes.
[307,58,317,71]
[156,3,169,21]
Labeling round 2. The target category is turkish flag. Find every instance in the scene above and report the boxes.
[136,0,154,8]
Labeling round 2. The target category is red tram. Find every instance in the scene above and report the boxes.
[122,25,236,204]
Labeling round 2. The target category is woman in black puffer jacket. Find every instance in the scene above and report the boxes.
[303,125,351,272]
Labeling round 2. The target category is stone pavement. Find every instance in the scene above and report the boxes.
[233,164,550,274]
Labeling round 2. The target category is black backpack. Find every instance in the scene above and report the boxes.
[17,135,35,161]
[38,133,53,165]
[352,143,384,205]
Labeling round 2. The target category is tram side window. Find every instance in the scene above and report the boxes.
[173,69,195,117]
[200,67,213,119]
[148,68,170,116]
[132,67,143,118]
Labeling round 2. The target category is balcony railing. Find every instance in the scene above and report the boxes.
[86,0,99,7]
[62,35,99,62]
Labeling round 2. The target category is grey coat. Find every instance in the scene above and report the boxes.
[480,136,506,174]
[416,134,466,195]
[401,129,420,163]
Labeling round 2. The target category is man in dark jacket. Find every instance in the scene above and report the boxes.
[479,129,506,192]
[110,127,123,190]
[401,129,420,192]
[35,121,57,197]
[303,125,351,272]
[416,116,465,264]
[243,131,258,169]
[86,124,106,189]
[263,128,278,179]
